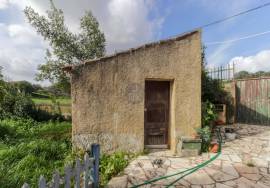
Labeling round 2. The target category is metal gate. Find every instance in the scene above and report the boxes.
[236,77,270,125]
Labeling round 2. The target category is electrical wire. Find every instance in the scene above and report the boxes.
[200,2,270,28]
[205,29,270,45]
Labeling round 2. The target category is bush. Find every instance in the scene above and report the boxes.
[13,95,35,118]
[196,126,211,152]
[202,101,217,127]
[198,101,218,152]
[0,82,34,119]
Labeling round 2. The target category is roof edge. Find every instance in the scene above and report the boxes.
[63,28,201,71]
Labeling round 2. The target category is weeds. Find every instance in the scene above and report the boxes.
[99,152,136,187]
[0,118,72,188]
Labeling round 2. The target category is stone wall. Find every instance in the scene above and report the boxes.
[70,30,202,153]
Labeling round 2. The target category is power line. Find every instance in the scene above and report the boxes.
[200,2,270,28]
[205,29,270,45]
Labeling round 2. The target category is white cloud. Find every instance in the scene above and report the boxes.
[0,0,165,84]
[0,23,48,84]
[230,50,270,73]
[0,0,8,9]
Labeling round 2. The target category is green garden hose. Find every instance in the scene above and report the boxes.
[130,128,222,188]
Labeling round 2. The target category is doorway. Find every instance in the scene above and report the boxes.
[144,80,170,148]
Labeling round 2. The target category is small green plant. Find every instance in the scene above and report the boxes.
[196,126,211,152]
[99,152,135,187]
[198,101,218,153]
[202,101,218,127]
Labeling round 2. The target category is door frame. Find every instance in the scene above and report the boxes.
[144,79,174,149]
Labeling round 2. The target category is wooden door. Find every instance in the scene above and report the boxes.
[144,81,170,146]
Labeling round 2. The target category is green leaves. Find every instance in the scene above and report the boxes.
[24,0,106,91]
[0,119,72,188]
[100,152,134,186]
[196,126,211,152]
[202,101,217,127]
[198,101,218,152]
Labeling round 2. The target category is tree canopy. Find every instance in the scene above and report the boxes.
[0,66,3,80]
[234,70,270,79]
[24,0,106,93]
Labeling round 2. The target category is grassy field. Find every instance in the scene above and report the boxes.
[0,119,73,188]
[32,97,71,105]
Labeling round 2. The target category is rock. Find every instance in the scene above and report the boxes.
[229,154,242,163]
[205,167,236,182]
[202,185,215,188]
[223,180,237,187]
[234,164,259,174]
[215,183,232,188]
[191,185,202,188]
[184,170,215,185]
[235,177,257,188]
[256,182,270,188]
[241,173,262,181]
[107,175,128,188]
[222,161,239,177]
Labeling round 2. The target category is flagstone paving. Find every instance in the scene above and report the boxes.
[107,124,270,188]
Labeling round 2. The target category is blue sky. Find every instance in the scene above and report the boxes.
[0,0,270,84]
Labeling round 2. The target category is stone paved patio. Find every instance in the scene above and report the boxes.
[108,124,270,188]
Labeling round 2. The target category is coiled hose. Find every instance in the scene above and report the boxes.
[130,128,222,188]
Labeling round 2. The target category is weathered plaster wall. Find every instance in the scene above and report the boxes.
[71,30,202,153]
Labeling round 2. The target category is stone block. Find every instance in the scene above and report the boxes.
[107,175,128,188]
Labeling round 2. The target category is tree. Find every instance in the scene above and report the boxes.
[24,0,105,93]
[234,71,251,79]
[0,66,3,80]
[234,70,270,79]
[12,81,34,95]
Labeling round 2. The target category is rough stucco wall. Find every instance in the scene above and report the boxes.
[71,31,202,153]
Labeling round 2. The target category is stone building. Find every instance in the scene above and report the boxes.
[65,29,202,154]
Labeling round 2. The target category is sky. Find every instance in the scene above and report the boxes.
[0,0,270,85]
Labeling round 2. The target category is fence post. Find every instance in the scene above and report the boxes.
[91,144,100,188]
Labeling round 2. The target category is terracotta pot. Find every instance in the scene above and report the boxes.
[210,143,219,153]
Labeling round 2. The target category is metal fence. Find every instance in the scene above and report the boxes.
[206,63,235,81]
[22,144,100,188]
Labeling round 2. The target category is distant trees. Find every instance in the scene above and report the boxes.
[0,68,34,119]
[234,70,270,79]
[0,66,3,80]
[24,0,106,94]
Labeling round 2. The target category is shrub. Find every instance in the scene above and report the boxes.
[202,101,217,127]
[199,101,218,152]
[196,126,211,152]
[13,95,34,118]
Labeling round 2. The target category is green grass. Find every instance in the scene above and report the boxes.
[0,118,74,188]
[32,97,71,105]
[0,118,136,188]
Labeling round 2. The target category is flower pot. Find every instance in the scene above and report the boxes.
[210,143,219,153]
